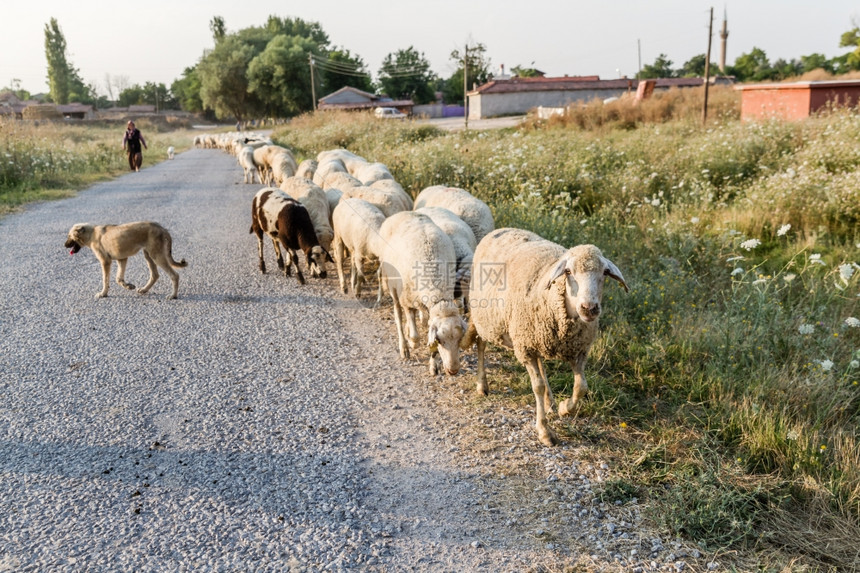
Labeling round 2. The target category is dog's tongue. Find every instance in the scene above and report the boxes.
[69,249,75,256]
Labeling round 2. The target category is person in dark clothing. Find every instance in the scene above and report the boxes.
[122,120,148,172]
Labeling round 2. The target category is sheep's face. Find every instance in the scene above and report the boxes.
[547,245,628,323]
[428,302,468,375]
[306,245,333,278]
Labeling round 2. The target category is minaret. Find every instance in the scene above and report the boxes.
[719,9,729,74]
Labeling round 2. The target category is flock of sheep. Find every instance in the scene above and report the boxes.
[194,131,629,446]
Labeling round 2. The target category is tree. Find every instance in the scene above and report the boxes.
[44,18,71,104]
[210,16,226,45]
[171,66,204,113]
[443,43,491,106]
[510,65,542,78]
[141,82,175,110]
[194,15,335,119]
[839,26,860,70]
[198,35,262,121]
[378,46,436,105]
[772,58,803,80]
[639,54,675,79]
[264,15,328,47]
[732,47,776,81]
[678,54,717,77]
[247,34,317,116]
[118,85,146,107]
[318,48,374,96]
[6,79,30,101]
[800,53,834,74]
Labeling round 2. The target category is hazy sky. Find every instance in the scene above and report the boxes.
[2,1,858,96]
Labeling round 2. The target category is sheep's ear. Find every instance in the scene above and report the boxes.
[427,325,439,349]
[545,257,569,290]
[602,257,629,292]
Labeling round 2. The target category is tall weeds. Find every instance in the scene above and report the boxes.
[276,104,860,566]
[0,118,194,213]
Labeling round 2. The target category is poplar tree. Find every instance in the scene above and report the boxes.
[44,18,70,104]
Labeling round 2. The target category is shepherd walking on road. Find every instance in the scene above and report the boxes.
[122,120,148,172]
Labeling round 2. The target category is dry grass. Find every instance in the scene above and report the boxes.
[521,85,741,131]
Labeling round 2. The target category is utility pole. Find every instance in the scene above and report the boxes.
[703,7,713,125]
[463,43,469,130]
[637,39,642,79]
[309,54,317,111]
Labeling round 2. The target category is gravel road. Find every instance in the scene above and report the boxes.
[0,148,714,572]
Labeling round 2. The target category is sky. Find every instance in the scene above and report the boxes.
[2,0,858,97]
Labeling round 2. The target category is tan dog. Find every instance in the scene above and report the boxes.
[65,222,188,299]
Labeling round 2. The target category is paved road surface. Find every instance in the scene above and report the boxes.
[0,148,556,572]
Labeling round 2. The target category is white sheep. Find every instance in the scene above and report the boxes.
[377,211,467,376]
[369,179,414,210]
[464,228,628,446]
[238,145,260,184]
[252,145,289,184]
[279,177,334,251]
[331,197,386,298]
[269,150,299,186]
[353,161,394,184]
[312,158,348,188]
[413,185,494,243]
[415,206,476,304]
[325,187,343,219]
[317,149,368,174]
[342,186,410,218]
[321,171,364,193]
[295,159,318,180]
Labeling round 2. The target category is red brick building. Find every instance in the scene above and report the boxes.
[735,80,860,121]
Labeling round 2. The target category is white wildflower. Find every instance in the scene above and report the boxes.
[580,219,587,225]
[839,264,855,283]
[820,359,834,372]
[849,360,859,369]
[731,267,744,276]
[753,278,767,285]
[845,317,860,328]
[809,253,826,266]
[690,217,700,224]
[777,223,791,236]
[798,324,815,335]
[783,273,797,282]
[786,429,799,441]
[651,198,661,207]
[740,239,761,251]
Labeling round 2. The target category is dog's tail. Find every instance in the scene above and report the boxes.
[164,235,188,268]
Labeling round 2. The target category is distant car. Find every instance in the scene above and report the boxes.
[374,107,407,119]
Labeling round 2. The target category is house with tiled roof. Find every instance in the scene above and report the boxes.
[317,86,413,115]
[467,76,730,119]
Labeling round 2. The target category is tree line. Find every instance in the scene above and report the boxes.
[22,15,860,120]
